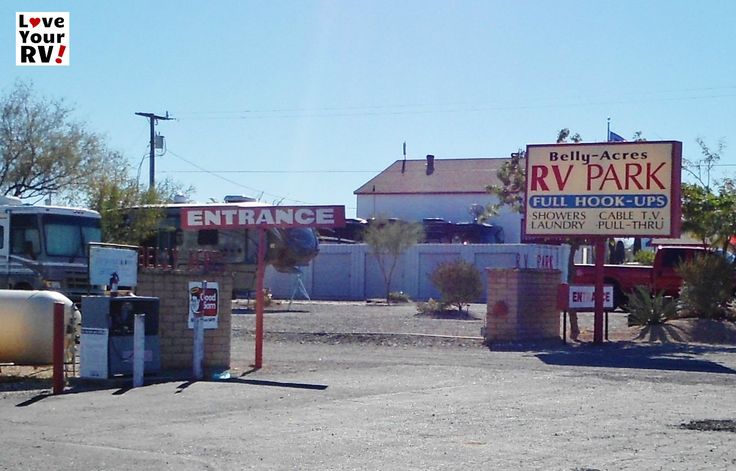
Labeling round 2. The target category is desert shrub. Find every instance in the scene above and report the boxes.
[633,250,655,266]
[677,253,735,319]
[430,260,483,312]
[626,285,678,326]
[415,298,448,315]
[388,291,411,303]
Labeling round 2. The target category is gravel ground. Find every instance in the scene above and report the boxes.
[232,300,487,338]
[231,299,632,346]
[2,300,736,470]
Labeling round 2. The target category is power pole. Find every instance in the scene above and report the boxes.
[135,111,174,188]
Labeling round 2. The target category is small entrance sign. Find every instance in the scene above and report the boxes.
[569,284,614,310]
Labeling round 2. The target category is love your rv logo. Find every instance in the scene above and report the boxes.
[16,12,69,66]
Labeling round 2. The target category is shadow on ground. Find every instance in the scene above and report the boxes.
[536,343,736,374]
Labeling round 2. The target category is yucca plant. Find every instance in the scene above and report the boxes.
[626,285,678,326]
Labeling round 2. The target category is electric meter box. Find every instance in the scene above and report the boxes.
[81,296,161,377]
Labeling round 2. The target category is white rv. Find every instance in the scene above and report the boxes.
[0,195,102,301]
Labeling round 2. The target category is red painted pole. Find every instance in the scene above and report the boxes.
[593,238,605,344]
[254,228,266,369]
[52,302,65,395]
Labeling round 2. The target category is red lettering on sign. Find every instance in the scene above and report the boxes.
[587,162,667,191]
[530,165,574,191]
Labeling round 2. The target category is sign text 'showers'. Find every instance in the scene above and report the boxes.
[524,141,681,238]
[181,205,346,230]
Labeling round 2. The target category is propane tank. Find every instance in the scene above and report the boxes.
[0,290,76,365]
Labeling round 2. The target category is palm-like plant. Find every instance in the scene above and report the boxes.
[626,286,678,326]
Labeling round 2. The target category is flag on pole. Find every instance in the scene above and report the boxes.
[608,131,626,142]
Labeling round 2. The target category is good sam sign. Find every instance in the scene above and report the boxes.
[524,141,682,238]
[16,12,69,66]
[188,282,219,329]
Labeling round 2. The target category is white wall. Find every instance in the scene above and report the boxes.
[356,193,522,243]
[265,243,570,302]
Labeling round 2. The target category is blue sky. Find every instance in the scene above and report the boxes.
[3,1,735,217]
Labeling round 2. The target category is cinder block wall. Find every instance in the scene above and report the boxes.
[485,268,561,343]
[137,270,233,371]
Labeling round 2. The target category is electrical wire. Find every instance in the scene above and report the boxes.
[171,85,736,121]
[165,148,313,205]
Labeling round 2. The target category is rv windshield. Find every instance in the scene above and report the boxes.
[43,214,102,257]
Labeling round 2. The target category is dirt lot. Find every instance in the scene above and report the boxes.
[231,299,736,346]
[2,300,736,470]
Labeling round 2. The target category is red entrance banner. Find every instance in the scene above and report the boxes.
[181,205,346,230]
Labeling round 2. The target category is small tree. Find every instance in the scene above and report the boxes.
[364,219,423,303]
[84,174,194,244]
[430,260,483,312]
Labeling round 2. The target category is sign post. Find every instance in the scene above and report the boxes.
[179,204,345,368]
[594,238,605,343]
[523,141,682,343]
[255,229,266,369]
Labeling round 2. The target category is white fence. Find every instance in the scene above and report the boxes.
[265,243,570,302]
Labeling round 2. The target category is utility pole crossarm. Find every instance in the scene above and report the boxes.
[135,111,174,189]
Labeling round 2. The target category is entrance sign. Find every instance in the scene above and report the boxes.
[181,205,345,230]
[524,141,682,238]
[569,285,613,310]
[180,203,345,369]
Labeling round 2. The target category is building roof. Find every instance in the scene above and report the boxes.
[354,157,512,195]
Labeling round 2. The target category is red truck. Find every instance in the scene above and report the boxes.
[572,245,709,309]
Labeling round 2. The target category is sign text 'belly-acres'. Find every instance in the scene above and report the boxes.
[524,141,681,238]
[181,205,346,230]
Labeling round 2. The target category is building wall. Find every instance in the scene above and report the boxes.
[355,193,522,243]
[265,243,569,302]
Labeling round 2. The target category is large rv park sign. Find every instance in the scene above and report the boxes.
[524,140,682,344]
[524,141,682,238]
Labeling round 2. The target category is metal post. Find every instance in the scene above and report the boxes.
[255,229,266,369]
[193,280,207,380]
[133,313,145,388]
[594,238,605,343]
[193,316,204,380]
[52,302,65,395]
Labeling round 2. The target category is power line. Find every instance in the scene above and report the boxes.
[170,86,736,120]
[165,148,313,205]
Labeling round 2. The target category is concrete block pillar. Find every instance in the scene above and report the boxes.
[484,268,561,344]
